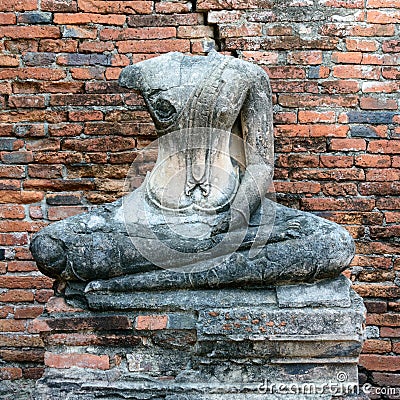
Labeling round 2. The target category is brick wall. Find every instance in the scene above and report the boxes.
[0,0,399,394]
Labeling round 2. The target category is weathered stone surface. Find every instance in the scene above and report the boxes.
[276,275,352,308]
[30,51,355,301]
[33,281,365,400]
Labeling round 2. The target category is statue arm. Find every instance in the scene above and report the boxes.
[230,67,274,225]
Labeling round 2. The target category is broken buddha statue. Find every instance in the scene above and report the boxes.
[30,51,355,296]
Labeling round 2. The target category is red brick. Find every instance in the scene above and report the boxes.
[100,27,175,41]
[30,206,44,219]
[330,138,366,151]
[176,25,213,39]
[62,137,135,152]
[0,55,19,67]
[366,169,400,182]
[359,355,400,372]
[78,0,152,14]
[14,306,44,319]
[274,112,297,124]
[355,154,391,168]
[0,67,66,81]
[0,349,44,363]
[364,299,389,313]
[207,10,243,23]
[0,289,34,302]
[322,182,358,196]
[0,205,25,219]
[301,198,375,211]
[54,13,126,25]
[362,81,399,93]
[367,313,400,327]
[321,0,363,7]
[367,0,400,5]
[360,97,398,110]
[354,283,400,297]
[197,0,268,10]
[0,276,53,289]
[384,66,400,81]
[70,67,104,80]
[68,110,103,122]
[42,0,77,12]
[278,94,358,108]
[346,38,379,51]
[0,26,60,39]
[367,10,400,24]
[297,111,335,124]
[155,1,192,13]
[241,51,278,65]
[369,140,400,154]
[39,39,78,53]
[383,40,400,53]
[0,83,12,95]
[362,339,392,354]
[0,320,26,332]
[319,155,353,168]
[0,0,36,11]
[0,13,16,25]
[381,327,400,337]
[332,52,363,64]
[333,65,380,79]
[9,95,46,109]
[28,165,63,179]
[47,206,88,221]
[23,367,44,379]
[117,39,190,53]
[45,296,84,313]
[321,80,360,94]
[45,352,110,370]
[385,212,400,223]
[79,41,114,53]
[136,315,168,330]
[219,23,262,38]
[0,367,22,380]
[7,261,38,272]
[275,181,320,194]
[34,289,54,303]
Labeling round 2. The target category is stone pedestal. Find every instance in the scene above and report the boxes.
[33,276,366,400]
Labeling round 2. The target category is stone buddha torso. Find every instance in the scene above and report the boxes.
[30,51,355,297]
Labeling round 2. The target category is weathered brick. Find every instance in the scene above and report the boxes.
[136,315,168,330]
[54,13,126,25]
[78,0,152,14]
[127,13,203,27]
[155,1,192,13]
[117,39,190,53]
[0,289,34,302]
[362,339,392,354]
[0,0,36,11]
[359,355,400,372]
[47,206,88,221]
[0,55,19,67]
[0,26,60,39]
[0,13,17,25]
[62,25,97,39]
[45,352,110,370]
[368,140,400,154]
[0,367,22,380]
[346,38,379,51]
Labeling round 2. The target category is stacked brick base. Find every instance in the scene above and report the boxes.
[31,277,366,399]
